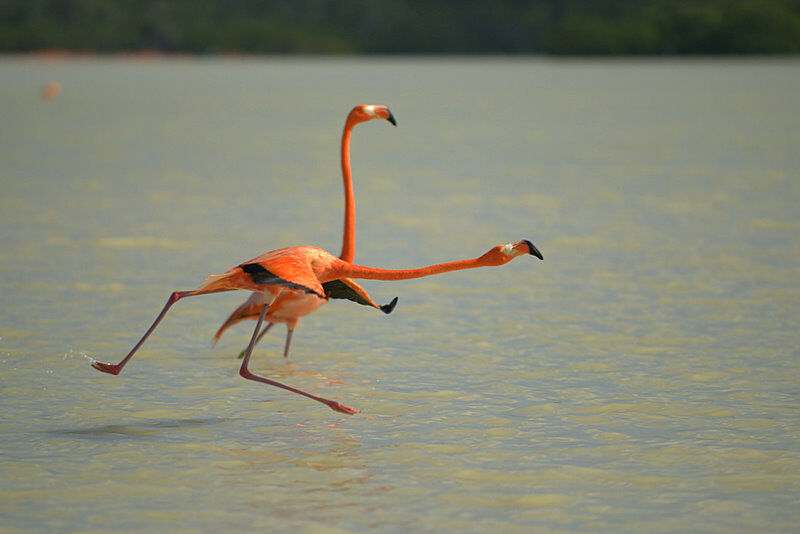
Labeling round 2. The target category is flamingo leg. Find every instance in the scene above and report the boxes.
[237,322,274,359]
[91,290,198,375]
[283,328,294,359]
[238,304,358,415]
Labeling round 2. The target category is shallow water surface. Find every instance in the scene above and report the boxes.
[1,57,799,532]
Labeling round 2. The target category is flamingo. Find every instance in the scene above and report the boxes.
[212,104,397,359]
[91,240,543,414]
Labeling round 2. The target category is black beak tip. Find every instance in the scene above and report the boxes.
[386,110,397,126]
[381,296,399,314]
[523,239,543,260]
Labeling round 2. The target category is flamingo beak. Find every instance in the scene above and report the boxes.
[523,239,543,260]
[386,109,397,126]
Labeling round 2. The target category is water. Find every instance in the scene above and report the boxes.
[1,57,799,532]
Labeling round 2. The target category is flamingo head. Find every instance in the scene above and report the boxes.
[350,104,397,126]
[481,239,544,266]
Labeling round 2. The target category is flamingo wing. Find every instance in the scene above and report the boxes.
[200,248,327,299]
[323,278,398,314]
[237,247,327,299]
[239,263,324,297]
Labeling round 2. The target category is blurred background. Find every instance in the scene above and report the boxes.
[2,0,800,55]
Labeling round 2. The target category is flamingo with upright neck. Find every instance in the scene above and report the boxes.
[212,105,397,358]
[91,240,543,414]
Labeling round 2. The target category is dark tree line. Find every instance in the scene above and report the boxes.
[2,0,799,54]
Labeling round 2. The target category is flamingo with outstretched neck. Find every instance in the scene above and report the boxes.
[212,104,397,358]
[91,240,543,414]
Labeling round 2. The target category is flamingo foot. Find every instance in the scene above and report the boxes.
[327,401,360,415]
[91,361,122,375]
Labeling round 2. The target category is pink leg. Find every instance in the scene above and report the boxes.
[283,328,294,359]
[239,304,358,415]
[237,322,274,359]
[91,290,197,375]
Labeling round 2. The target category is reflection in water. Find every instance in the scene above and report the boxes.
[212,420,382,527]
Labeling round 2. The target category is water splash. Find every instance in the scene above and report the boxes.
[63,349,97,364]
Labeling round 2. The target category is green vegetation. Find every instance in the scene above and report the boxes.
[2,0,799,54]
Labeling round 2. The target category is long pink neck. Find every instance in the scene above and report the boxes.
[333,255,492,282]
[339,116,357,263]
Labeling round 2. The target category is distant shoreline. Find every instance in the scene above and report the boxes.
[5,0,799,56]
[8,49,800,60]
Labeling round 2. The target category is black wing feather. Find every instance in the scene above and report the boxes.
[322,280,398,314]
[240,263,324,298]
[322,280,369,305]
